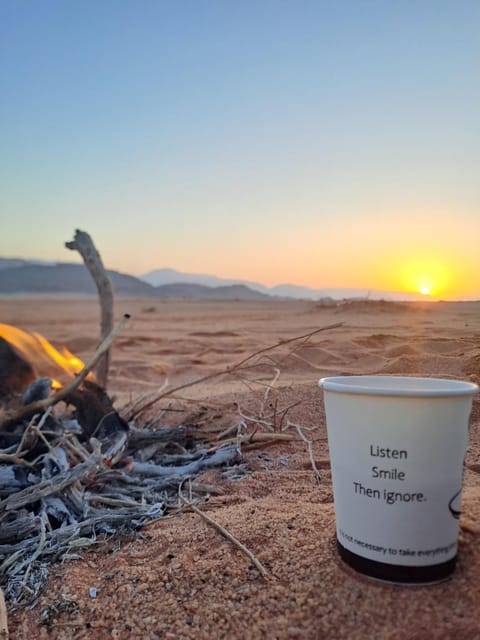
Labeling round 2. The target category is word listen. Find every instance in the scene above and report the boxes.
[369,444,407,459]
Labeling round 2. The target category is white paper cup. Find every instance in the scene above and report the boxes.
[319,375,479,584]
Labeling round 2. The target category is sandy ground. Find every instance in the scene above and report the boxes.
[1,296,480,639]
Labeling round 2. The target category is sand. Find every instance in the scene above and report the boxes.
[2,296,480,639]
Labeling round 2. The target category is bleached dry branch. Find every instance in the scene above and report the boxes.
[66,229,114,386]
[287,420,322,483]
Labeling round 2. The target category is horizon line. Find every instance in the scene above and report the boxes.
[1,256,479,302]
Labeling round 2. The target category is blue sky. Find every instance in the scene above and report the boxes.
[1,1,479,297]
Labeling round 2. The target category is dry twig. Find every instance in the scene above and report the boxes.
[259,367,280,418]
[127,322,343,420]
[179,494,268,578]
[287,420,321,483]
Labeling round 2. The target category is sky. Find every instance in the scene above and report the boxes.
[1,1,479,299]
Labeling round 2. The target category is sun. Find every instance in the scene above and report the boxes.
[400,258,451,299]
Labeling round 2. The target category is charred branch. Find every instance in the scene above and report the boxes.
[63,379,128,441]
[0,339,35,400]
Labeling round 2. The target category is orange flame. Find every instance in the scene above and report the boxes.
[0,323,92,383]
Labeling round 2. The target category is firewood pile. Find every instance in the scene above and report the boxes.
[0,329,240,608]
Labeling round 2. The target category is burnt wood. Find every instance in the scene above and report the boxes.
[0,338,35,400]
[64,379,128,440]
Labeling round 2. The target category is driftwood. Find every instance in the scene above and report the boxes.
[129,444,238,478]
[66,230,114,387]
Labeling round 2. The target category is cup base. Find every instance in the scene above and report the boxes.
[337,540,456,585]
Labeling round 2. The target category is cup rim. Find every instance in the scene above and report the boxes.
[319,375,479,397]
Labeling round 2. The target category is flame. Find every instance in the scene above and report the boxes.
[0,323,92,383]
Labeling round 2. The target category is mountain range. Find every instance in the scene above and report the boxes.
[140,268,430,301]
[0,259,430,301]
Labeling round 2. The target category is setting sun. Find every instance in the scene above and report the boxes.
[399,257,452,299]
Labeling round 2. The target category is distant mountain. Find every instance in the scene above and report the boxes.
[141,268,430,302]
[0,262,155,296]
[141,267,268,292]
[153,283,272,300]
[0,258,56,270]
[0,260,272,300]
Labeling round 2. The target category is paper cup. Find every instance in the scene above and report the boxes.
[319,375,479,584]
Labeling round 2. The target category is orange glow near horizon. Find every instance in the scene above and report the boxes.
[275,210,475,300]
[5,208,478,301]
[398,258,451,298]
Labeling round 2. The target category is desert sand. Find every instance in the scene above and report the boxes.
[2,296,480,640]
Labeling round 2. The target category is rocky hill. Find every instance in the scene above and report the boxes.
[0,261,274,300]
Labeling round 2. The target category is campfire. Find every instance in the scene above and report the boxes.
[0,322,240,608]
[0,231,339,626]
